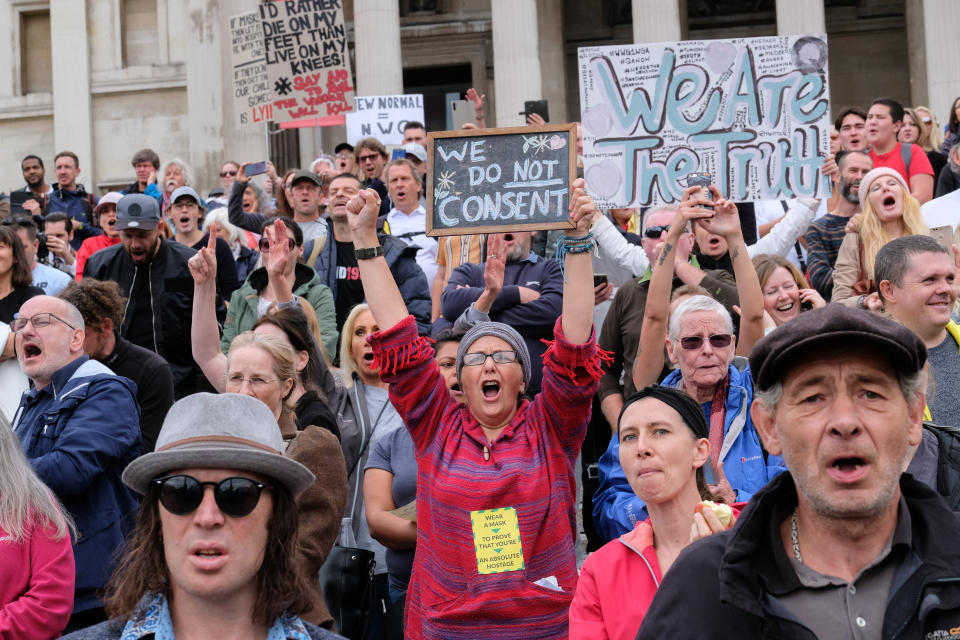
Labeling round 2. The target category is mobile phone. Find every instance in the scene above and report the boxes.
[244,161,268,177]
[593,274,608,288]
[519,99,549,123]
[9,191,40,215]
[686,172,714,211]
[451,99,474,130]
[930,225,954,250]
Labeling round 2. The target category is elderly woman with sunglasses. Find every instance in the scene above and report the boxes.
[345,178,606,638]
[595,186,786,540]
[220,217,337,360]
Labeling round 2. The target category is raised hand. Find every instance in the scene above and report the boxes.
[188,222,218,286]
[346,188,382,242]
[484,234,506,295]
[695,185,741,239]
[799,288,826,309]
[568,178,598,236]
[526,112,546,126]
[236,163,252,185]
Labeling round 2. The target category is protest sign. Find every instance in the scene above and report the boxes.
[426,123,576,237]
[345,94,425,145]
[228,10,272,126]
[578,34,831,207]
[259,0,354,124]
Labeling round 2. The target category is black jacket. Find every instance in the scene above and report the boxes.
[84,239,225,397]
[637,471,960,640]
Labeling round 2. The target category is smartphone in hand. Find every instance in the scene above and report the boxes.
[245,161,268,177]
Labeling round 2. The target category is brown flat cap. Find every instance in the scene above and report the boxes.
[749,305,926,390]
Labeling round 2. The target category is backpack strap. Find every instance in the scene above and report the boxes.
[900,142,912,176]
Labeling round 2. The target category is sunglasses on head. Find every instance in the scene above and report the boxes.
[258,237,297,253]
[678,334,733,350]
[155,475,273,517]
[643,225,671,239]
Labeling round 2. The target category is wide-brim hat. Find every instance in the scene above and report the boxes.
[123,393,315,496]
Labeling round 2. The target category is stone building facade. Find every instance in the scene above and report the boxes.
[1,0,957,196]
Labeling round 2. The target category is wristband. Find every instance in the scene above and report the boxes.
[354,245,385,260]
[276,298,299,310]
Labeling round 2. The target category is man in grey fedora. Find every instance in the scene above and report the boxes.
[63,393,345,640]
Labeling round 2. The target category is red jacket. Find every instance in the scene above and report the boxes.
[75,235,121,281]
[0,521,75,639]
[570,503,745,640]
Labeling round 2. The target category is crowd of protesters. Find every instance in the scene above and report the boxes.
[3,89,960,640]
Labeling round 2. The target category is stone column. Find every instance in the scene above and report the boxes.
[354,0,403,96]
[491,0,542,127]
[914,0,960,129]
[50,0,95,188]
[186,0,225,191]
[538,0,567,123]
[632,0,682,44]
[775,0,825,36]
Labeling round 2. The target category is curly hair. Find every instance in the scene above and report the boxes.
[104,483,311,625]
[58,279,127,329]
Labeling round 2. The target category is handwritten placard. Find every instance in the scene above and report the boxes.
[578,34,831,207]
[228,10,272,126]
[259,0,354,124]
[426,123,576,237]
[345,94,425,146]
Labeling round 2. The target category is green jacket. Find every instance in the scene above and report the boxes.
[222,263,338,359]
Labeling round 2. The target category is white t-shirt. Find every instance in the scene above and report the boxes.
[386,205,438,284]
[753,199,827,269]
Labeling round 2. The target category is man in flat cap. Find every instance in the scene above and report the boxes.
[638,305,960,639]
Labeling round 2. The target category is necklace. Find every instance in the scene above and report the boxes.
[791,510,802,562]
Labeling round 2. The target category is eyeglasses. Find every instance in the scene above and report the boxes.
[220,170,238,178]
[12,312,77,333]
[357,154,380,163]
[921,117,932,124]
[461,350,518,366]
[226,373,282,390]
[336,153,353,160]
[257,237,297,253]
[154,475,273,517]
[678,334,733,350]
[643,225,671,239]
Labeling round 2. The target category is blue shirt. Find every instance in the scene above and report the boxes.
[32,262,72,295]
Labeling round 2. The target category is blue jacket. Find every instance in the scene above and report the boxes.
[304,218,432,334]
[44,185,103,249]
[14,357,141,612]
[440,252,563,395]
[592,358,786,541]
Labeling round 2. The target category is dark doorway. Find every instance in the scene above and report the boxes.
[403,64,473,133]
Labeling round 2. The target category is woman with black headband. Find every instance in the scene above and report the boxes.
[570,385,743,640]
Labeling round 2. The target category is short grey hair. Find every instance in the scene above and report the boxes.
[60,299,85,331]
[668,295,733,342]
[754,367,927,413]
[309,155,335,173]
[159,157,193,186]
[202,209,242,250]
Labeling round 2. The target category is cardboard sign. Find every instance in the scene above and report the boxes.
[578,34,832,207]
[259,0,355,124]
[471,507,525,575]
[426,123,577,237]
[228,10,273,126]
[345,94,425,146]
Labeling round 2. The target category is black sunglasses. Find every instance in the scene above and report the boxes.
[643,225,671,239]
[678,334,733,350]
[258,237,297,253]
[154,475,273,517]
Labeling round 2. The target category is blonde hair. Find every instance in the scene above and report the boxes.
[294,297,329,364]
[752,253,811,290]
[339,303,376,387]
[904,108,933,152]
[915,106,943,151]
[858,188,928,281]
[227,332,297,426]
[0,418,75,542]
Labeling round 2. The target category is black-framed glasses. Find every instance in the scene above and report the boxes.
[678,334,733,350]
[12,312,77,333]
[643,225,671,239]
[258,237,297,253]
[154,475,274,517]
[462,350,518,367]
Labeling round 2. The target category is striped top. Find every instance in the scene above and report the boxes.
[371,315,604,639]
[804,213,850,298]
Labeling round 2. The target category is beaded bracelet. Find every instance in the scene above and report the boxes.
[554,232,596,281]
